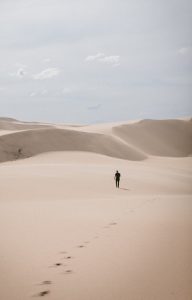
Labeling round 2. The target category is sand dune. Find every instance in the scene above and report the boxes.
[0,117,192,300]
[0,117,52,130]
[113,119,192,157]
[0,127,146,162]
[0,151,191,300]
[0,117,192,163]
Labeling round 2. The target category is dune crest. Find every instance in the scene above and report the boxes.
[113,119,192,157]
[0,117,52,131]
[0,117,192,300]
[0,128,146,162]
[0,117,191,163]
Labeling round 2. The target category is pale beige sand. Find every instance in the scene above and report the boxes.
[0,130,19,136]
[1,118,192,163]
[0,118,192,300]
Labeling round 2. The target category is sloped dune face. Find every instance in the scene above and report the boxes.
[0,118,192,163]
[0,128,146,163]
[0,117,52,130]
[113,119,192,157]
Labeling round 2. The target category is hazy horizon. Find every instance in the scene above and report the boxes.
[0,114,192,126]
[0,0,192,124]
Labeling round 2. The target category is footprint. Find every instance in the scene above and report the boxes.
[48,263,62,268]
[36,290,50,297]
[63,256,73,260]
[40,281,52,285]
[65,269,73,274]
[61,269,74,275]
[109,222,117,226]
[77,245,85,248]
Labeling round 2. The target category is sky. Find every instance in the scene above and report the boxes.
[0,0,192,124]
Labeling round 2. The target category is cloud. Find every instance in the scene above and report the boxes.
[33,68,60,80]
[30,92,37,97]
[9,67,27,78]
[99,55,120,66]
[29,92,37,97]
[16,68,26,77]
[29,89,49,97]
[0,0,191,123]
[85,53,105,61]
[85,53,120,66]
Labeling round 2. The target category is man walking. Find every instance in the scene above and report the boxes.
[114,170,121,188]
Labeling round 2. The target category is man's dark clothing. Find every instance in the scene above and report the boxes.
[115,171,121,188]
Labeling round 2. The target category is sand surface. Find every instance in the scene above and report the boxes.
[0,117,192,300]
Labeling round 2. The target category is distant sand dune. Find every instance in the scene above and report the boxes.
[0,117,52,130]
[0,128,146,162]
[0,118,191,163]
[0,117,192,300]
[113,119,192,157]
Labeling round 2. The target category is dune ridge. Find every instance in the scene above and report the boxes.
[0,117,191,163]
[0,117,52,130]
[113,119,192,157]
[0,117,192,300]
[0,128,146,162]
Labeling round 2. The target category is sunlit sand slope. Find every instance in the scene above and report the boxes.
[0,118,191,163]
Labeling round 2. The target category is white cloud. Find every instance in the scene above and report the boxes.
[29,89,49,97]
[85,53,120,66]
[30,92,37,97]
[17,68,26,78]
[1,0,192,123]
[85,53,105,61]
[33,68,60,80]
[99,55,120,66]
[9,67,27,78]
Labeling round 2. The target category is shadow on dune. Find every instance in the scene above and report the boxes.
[113,119,192,157]
[0,127,146,163]
[0,118,192,163]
